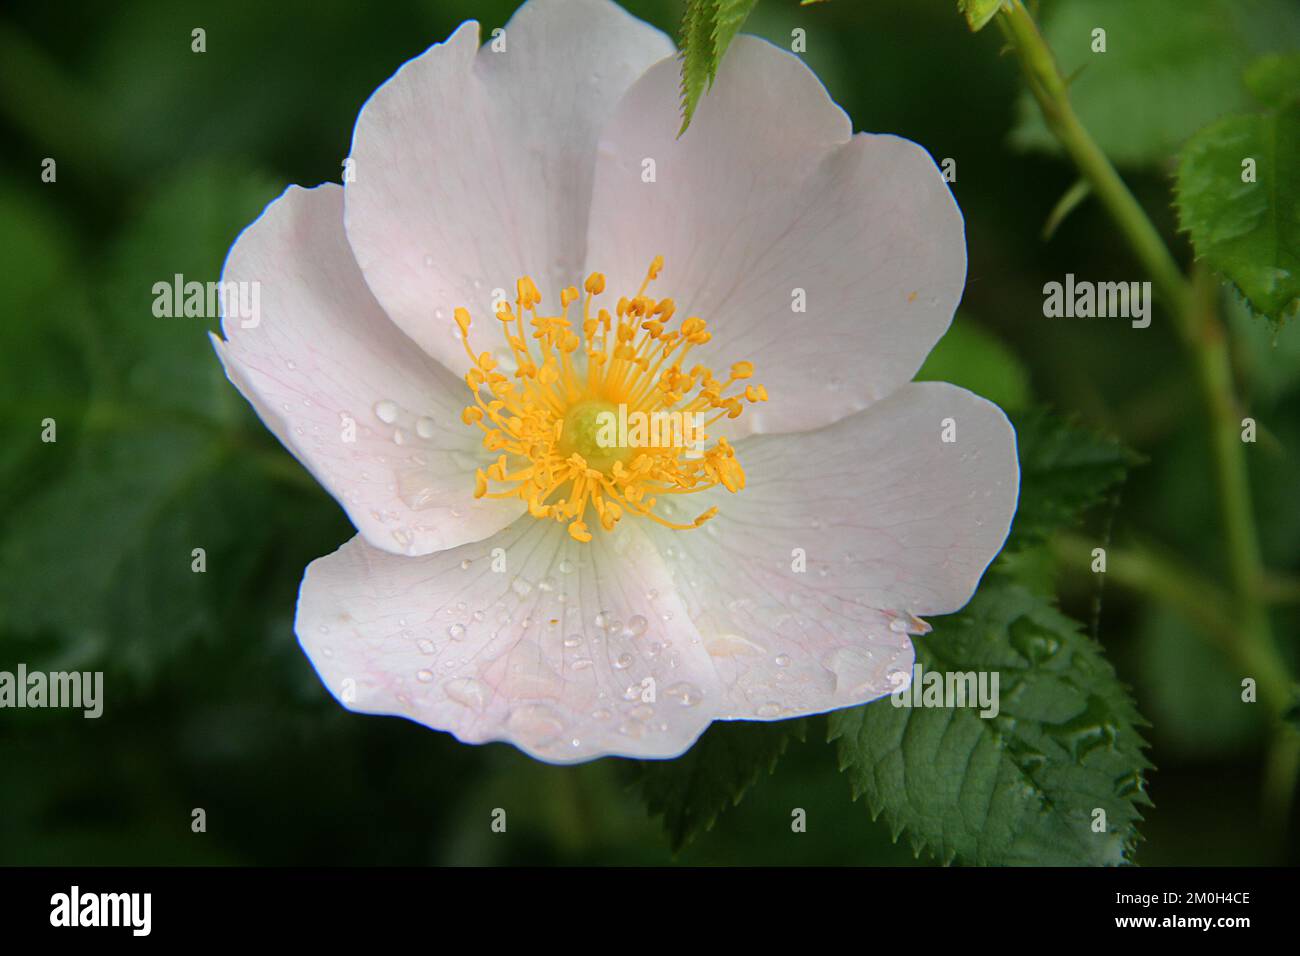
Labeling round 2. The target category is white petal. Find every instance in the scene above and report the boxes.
[214,184,522,556]
[586,37,965,436]
[646,381,1018,718]
[296,519,727,763]
[343,0,675,375]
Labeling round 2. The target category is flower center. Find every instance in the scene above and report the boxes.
[455,257,766,543]
[556,399,629,473]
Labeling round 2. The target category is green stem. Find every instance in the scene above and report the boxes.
[996,2,1191,323]
[1052,533,1236,652]
[1260,574,1300,605]
[995,0,1296,823]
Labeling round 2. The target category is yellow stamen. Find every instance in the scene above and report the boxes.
[455,258,764,542]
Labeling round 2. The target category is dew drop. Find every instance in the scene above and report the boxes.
[664,682,703,707]
[444,677,488,710]
[507,704,564,742]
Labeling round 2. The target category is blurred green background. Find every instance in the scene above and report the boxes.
[1,0,1297,865]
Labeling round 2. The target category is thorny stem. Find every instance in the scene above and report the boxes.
[994,0,1297,828]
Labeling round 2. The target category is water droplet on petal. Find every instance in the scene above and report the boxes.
[664,682,703,707]
[823,646,891,695]
[706,634,766,658]
[507,704,564,743]
[444,677,487,710]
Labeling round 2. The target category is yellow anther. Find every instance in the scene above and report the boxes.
[517,277,542,309]
[694,507,719,527]
[455,257,759,542]
[454,307,472,336]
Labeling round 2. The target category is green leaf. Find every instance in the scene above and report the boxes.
[1244,52,1300,108]
[0,182,88,495]
[829,577,1152,865]
[1136,607,1265,758]
[678,0,760,135]
[1175,101,1300,324]
[1227,288,1300,403]
[958,0,1006,33]
[916,317,1031,412]
[0,164,332,681]
[1283,695,1300,732]
[1004,408,1134,551]
[1011,0,1300,167]
[629,718,805,850]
